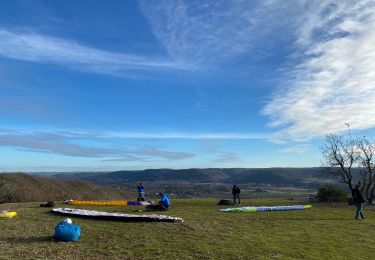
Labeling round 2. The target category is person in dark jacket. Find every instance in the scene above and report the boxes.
[352,183,366,220]
[232,185,241,206]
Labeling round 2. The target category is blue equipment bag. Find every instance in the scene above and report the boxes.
[54,221,81,242]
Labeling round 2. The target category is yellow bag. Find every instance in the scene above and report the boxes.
[0,211,17,218]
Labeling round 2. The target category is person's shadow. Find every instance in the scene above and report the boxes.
[247,217,350,221]
[3,235,54,244]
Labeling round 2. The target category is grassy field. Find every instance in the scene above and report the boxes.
[1,199,374,259]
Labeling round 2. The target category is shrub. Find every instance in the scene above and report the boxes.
[317,184,348,202]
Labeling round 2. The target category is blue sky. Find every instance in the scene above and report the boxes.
[1,0,375,172]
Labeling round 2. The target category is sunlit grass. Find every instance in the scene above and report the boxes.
[1,199,374,259]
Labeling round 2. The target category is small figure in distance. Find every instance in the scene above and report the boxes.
[146,192,171,211]
[352,182,366,220]
[232,185,241,206]
[137,182,145,202]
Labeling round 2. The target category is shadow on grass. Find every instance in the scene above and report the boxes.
[251,217,352,221]
[3,235,54,244]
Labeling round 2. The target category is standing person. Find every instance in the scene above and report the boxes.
[137,182,145,202]
[352,183,366,220]
[232,185,241,206]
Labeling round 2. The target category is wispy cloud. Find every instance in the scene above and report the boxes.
[213,152,240,163]
[0,29,185,75]
[0,1,309,76]
[99,131,270,140]
[103,147,195,162]
[0,128,195,160]
[0,129,120,157]
[101,154,147,162]
[279,144,313,154]
[133,147,194,160]
[139,0,300,69]
[263,0,375,140]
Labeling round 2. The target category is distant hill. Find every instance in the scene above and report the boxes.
[52,168,326,188]
[0,173,126,203]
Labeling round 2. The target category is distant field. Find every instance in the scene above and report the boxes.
[50,167,328,198]
[121,183,316,200]
[1,199,374,259]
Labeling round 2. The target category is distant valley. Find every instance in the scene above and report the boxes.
[50,168,326,186]
[46,168,330,199]
[1,168,333,202]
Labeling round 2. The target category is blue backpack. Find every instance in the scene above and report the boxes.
[54,221,81,242]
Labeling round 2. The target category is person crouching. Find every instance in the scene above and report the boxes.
[146,192,171,211]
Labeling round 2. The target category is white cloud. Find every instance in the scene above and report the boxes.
[0,29,185,75]
[139,0,301,68]
[0,129,121,157]
[213,152,240,162]
[263,0,375,140]
[102,147,195,162]
[0,1,317,77]
[279,144,313,154]
[0,128,196,160]
[99,131,270,140]
[133,147,194,160]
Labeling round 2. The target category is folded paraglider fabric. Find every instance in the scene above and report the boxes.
[67,200,128,206]
[65,200,154,206]
[127,201,154,206]
[219,205,312,213]
[0,211,17,218]
[52,208,183,223]
[54,221,80,242]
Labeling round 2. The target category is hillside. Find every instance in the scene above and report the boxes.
[52,167,326,187]
[47,168,331,198]
[0,173,126,203]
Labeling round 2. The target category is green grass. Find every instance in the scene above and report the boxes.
[1,199,374,259]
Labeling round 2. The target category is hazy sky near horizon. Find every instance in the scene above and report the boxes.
[1,0,375,171]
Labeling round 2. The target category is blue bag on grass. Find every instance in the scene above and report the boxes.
[54,220,80,242]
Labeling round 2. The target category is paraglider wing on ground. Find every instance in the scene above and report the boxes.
[219,205,312,213]
[51,208,183,223]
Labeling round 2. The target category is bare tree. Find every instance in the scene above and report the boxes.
[321,133,358,191]
[357,137,375,204]
[322,133,375,204]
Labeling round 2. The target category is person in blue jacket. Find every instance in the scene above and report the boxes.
[146,192,170,211]
[159,192,170,210]
[137,182,145,202]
